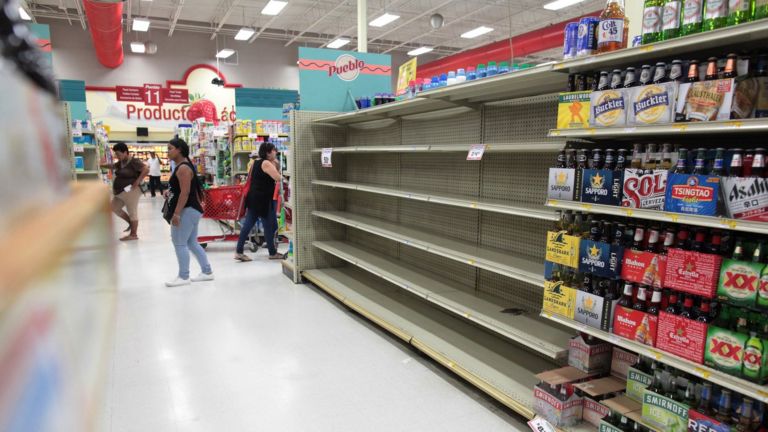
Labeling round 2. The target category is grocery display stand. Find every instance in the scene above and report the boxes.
[291,19,768,428]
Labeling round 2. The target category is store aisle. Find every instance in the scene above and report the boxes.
[105,196,527,432]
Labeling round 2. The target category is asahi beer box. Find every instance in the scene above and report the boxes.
[621,250,667,289]
[575,290,617,332]
[546,231,581,268]
[569,334,612,374]
[549,168,581,201]
[579,240,623,278]
[688,408,732,432]
[642,389,690,432]
[581,169,624,205]
[612,306,658,347]
[558,91,591,129]
[543,280,577,319]
[622,169,668,210]
[611,347,639,380]
[720,176,768,222]
[590,89,628,128]
[704,326,748,377]
[625,366,653,403]
[664,173,721,216]
[665,248,723,298]
[717,258,763,307]
[655,311,707,364]
[628,82,678,126]
[676,79,735,122]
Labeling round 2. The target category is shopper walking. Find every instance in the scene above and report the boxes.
[147,152,163,197]
[165,138,213,287]
[111,143,148,241]
[235,142,284,261]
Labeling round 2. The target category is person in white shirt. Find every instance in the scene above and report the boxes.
[147,152,163,197]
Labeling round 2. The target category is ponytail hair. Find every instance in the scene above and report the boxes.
[169,137,190,158]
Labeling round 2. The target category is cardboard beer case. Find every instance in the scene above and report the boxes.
[546,231,581,268]
[720,176,768,222]
[557,91,591,129]
[621,249,667,289]
[548,168,581,201]
[664,173,721,217]
[579,239,623,278]
[664,248,723,298]
[574,289,618,332]
[704,325,748,377]
[688,408,732,432]
[543,280,577,319]
[534,366,595,427]
[581,169,624,206]
[590,89,628,128]
[622,169,668,210]
[628,82,678,126]
[642,388,690,432]
[612,306,658,347]
[573,377,626,427]
[676,79,736,122]
[717,258,764,307]
[568,334,612,374]
[610,347,639,380]
[625,366,653,403]
[655,311,708,364]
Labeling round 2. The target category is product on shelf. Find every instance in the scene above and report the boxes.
[598,0,630,54]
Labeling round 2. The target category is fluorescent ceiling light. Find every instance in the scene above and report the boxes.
[461,26,493,39]
[261,0,287,16]
[18,7,32,20]
[216,48,236,58]
[543,0,586,10]
[327,38,350,49]
[133,18,151,32]
[235,27,256,40]
[130,42,146,53]
[407,46,433,56]
[369,13,400,27]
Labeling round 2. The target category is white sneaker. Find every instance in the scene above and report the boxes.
[191,272,214,282]
[165,277,191,287]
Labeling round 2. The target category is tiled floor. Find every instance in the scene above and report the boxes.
[105,196,528,431]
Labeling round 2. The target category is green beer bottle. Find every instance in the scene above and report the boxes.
[704,0,729,30]
[681,0,704,35]
[663,0,683,38]
[759,264,768,308]
[728,0,755,25]
[756,0,768,19]
[643,0,665,43]
[743,330,764,381]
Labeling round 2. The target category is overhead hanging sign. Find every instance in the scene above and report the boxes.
[396,57,417,96]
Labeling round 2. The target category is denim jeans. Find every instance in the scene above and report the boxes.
[236,201,277,255]
[171,207,212,279]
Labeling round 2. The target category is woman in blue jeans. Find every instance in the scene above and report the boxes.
[165,138,214,287]
[235,142,283,261]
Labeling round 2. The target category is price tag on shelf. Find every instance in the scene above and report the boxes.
[269,133,279,139]
[757,390,768,403]
[580,203,593,211]
[672,124,688,132]
[648,349,663,360]
[640,45,655,52]
[665,213,680,222]
[692,367,712,380]
[469,202,478,209]
[723,219,738,229]
[466,144,486,161]
[623,127,637,134]
[321,148,333,168]
[248,133,260,139]
[527,417,557,432]
[73,145,84,153]
[727,121,744,129]
[623,208,634,217]
[72,129,83,138]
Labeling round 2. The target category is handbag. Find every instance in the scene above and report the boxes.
[161,197,174,224]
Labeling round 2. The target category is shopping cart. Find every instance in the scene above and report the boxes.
[197,184,247,248]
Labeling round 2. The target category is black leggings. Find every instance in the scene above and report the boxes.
[148,176,163,196]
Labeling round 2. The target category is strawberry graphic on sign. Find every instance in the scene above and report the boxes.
[186,93,219,125]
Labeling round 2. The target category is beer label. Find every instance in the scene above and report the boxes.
[621,249,667,288]
[688,408,730,432]
[622,168,667,210]
[759,267,768,308]
[656,311,707,364]
[557,91,591,129]
[543,280,577,319]
[743,340,764,379]
[665,248,722,298]
[577,18,599,54]
[643,6,663,34]
[642,390,690,432]
[720,176,768,222]
[683,0,703,24]
[549,168,578,200]
[581,169,624,205]
[598,18,625,44]
[717,258,762,306]
[664,173,720,216]
[705,326,748,375]
[626,367,653,402]
[729,0,750,11]
[600,421,624,432]
[546,231,580,268]
[705,0,728,18]
[630,83,676,125]
[579,239,623,278]
[590,89,627,127]
[612,306,658,346]
[663,1,682,30]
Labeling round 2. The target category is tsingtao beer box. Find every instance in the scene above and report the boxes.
[590,88,628,128]
[664,173,721,216]
[628,82,678,126]
[548,168,581,201]
[581,169,624,206]
[621,169,668,210]
[720,176,768,222]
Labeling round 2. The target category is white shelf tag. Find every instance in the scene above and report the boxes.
[73,145,85,153]
[72,129,83,138]
[321,148,333,168]
[467,144,486,161]
[527,417,556,432]
[248,133,260,138]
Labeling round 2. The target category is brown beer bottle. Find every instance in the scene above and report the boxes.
[730,148,744,177]
[705,57,719,80]
[618,282,635,308]
[752,148,766,178]
[647,288,662,315]
[723,54,738,79]
[633,285,649,312]
[686,60,700,83]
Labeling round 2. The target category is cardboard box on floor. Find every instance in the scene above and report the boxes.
[574,377,626,427]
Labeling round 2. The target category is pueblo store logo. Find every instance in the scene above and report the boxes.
[330,54,364,81]
[299,54,391,81]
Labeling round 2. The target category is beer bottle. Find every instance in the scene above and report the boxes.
[582,273,593,292]
[670,60,684,82]
[631,143,644,169]
[736,398,755,431]
[756,0,768,19]
[703,0,729,30]
[634,285,649,311]
[639,64,653,85]
[697,300,713,322]
[709,231,723,255]
[743,332,764,381]
[684,381,697,406]
[598,0,629,54]
[593,278,609,297]
[728,0,755,26]
[715,389,733,423]
[647,288,663,315]
[680,295,695,318]
[675,227,690,249]
[574,212,586,237]
[568,74,577,92]
[605,149,617,170]
[681,0,704,35]
[577,149,589,169]
[618,282,635,308]
[556,150,567,168]
[590,220,602,240]
[666,290,680,314]
[577,74,590,91]
[723,53,738,78]
[644,143,659,170]
[737,316,750,334]
[665,374,679,399]
[593,72,602,91]
[686,59,701,82]
[650,363,665,392]
[602,221,614,242]
[715,303,732,328]
[660,143,673,170]
[752,148,766,177]
[623,224,636,247]
[610,69,623,89]
[616,149,628,171]
[692,148,708,174]
[642,0,665,44]
[647,227,662,253]
[730,148,744,176]
[673,148,689,173]
[624,67,638,87]
[605,279,620,301]
[698,382,714,414]
[705,57,719,80]
[592,148,605,169]
[653,62,669,83]
[613,223,626,246]
[744,149,755,176]
[633,225,646,250]
[566,149,577,168]
[711,147,726,175]
[733,238,746,260]
[691,230,707,252]
[754,241,766,262]
[662,0,683,39]
[597,71,611,91]
[618,416,632,432]
[662,227,676,254]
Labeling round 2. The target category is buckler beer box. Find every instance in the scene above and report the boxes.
[721,177,768,222]
[590,88,628,128]
[688,408,732,432]
[574,289,618,331]
[612,306,658,347]
[548,168,581,201]
[569,334,612,374]
[664,248,723,298]
[641,388,690,432]
[543,280,577,319]
[664,173,721,216]
[573,377,626,427]
[546,231,581,268]
[655,311,707,364]
[704,325,748,377]
[581,169,624,206]
[622,169,668,210]
[676,79,736,122]
[628,82,678,126]
[579,240,623,278]
[557,91,591,129]
[625,366,653,402]
[717,258,763,307]
[621,249,667,289]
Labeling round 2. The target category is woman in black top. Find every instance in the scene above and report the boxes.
[165,138,214,287]
[235,142,283,261]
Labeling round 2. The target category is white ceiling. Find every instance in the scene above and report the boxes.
[27,0,603,59]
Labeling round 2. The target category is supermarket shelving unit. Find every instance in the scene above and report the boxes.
[291,19,768,427]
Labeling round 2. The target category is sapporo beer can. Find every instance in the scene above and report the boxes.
[563,22,579,59]
[577,17,600,57]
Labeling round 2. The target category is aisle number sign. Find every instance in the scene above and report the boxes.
[322,148,333,167]
[466,144,486,161]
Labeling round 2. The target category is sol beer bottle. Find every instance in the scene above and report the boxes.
[681,0,704,35]
[598,0,630,53]
[703,0,728,30]
[642,0,664,44]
